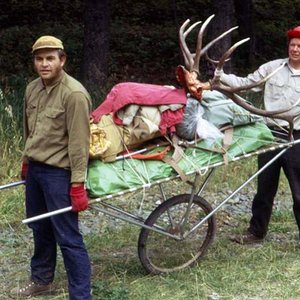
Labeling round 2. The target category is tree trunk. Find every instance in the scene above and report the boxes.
[81,0,109,100]
[234,0,254,68]
[205,0,235,77]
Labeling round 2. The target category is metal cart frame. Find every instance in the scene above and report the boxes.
[1,138,298,274]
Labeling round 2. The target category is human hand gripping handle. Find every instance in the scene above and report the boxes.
[70,185,89,212]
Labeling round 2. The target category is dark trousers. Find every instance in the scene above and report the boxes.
[249,130,300,238]
[26,161,92,300]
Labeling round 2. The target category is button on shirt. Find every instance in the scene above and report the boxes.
[220,58,300,130]
[23,71,92,183]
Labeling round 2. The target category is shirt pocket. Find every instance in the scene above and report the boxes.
[26,104,37,132]
[289,85,300,107]
[268,77,285,101]
[44,107,66,132]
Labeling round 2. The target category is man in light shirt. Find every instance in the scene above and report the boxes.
[220,26,300,244]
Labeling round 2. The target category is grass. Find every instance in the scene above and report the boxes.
[86,211,300,300]
[0,181,298,300]
[1,207,299,300]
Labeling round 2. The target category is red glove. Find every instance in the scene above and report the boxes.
[21,163,28,180]
[70,185,89,212]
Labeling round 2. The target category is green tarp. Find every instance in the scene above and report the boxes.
[87,122,274,198]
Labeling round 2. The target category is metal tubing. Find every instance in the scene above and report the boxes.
[85,204,181,240]
[97,201,145,222]
[22,206,72,224]
[183,146,290,238]
[0,180,25,191]
[22,197,180,240]
[195,168,215,196]
[158,182,177,227]
[180,174,199,228]
[21,140,300,232]
[22,196,181,239]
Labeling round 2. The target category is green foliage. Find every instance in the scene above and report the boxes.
[109,19,179,85]
[108,0,213,85]
[0,0,84,92]
[0,87,24,183]
[92,281,129,300]
[2,0,300,96]
[0,189,24,225]
[254,0,299,64]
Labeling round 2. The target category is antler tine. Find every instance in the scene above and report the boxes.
[212,38,250,84]
[205,52,220,64]
[224,88,300,117]
[228,63,285,93]
[213,41,285,94]
[205,52,231,65]
[193,14,215,73]
[200,26,239,57]
[250,64,285,88]
[218,91,299,140]
[183,20,202,36]
[217,38,250,71]
[179,19,202,70]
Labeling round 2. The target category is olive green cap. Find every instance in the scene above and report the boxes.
[32,35,64,53]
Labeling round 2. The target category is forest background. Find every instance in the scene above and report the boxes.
[1,0,300,106]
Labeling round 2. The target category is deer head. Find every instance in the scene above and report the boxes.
[178,14,300,140]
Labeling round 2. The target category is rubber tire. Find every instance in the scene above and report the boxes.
[138,193,216,274]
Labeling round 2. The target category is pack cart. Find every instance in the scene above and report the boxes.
[3,123,298,275]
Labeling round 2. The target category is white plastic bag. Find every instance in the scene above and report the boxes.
[176,97,223,141]
[196,113,224,141]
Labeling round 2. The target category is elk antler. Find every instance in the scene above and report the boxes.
[178,14,300,141]
[209,39,300,140]
[177,14,238,101]
[179,14,237,74]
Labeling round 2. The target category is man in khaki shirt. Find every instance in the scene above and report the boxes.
[11,36,92,299]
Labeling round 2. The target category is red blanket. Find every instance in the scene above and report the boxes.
[91,82,187,134]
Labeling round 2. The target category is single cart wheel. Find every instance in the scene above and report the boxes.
[138,193,216,274]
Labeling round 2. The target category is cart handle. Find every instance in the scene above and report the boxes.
[0,180,25,191]
[22,206,73,224]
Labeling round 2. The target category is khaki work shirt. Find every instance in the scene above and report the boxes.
[23,71,92,183]
[220,58,300,129]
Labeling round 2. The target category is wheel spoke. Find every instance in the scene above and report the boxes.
[138,194,216,274]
